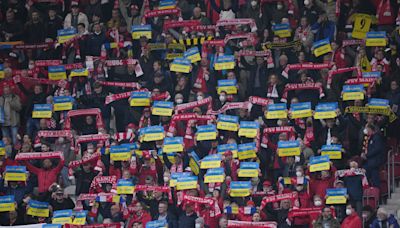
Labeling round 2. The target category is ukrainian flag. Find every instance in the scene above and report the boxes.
[312,38,332,57]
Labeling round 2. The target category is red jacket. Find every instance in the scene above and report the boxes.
[24,157,64,193]
[307,166,337,198]
[341,212,362,228]
[293,191,311,225]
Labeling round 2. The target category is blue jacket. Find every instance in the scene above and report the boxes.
[0,179,33,205]
[366,133,386,168]
[311,20,336,42]
[371,215,400,228]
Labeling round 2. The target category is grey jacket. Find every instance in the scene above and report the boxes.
[0,94,22,127]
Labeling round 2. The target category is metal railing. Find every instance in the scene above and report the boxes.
[388,149,395,199]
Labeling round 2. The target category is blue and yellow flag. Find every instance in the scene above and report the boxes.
[152,101,174,116]
[32,104,52,119]
[204,168,225,183]
[314,102,337,119]
[130,91,151,106]
[312,38,332,57]
[72,211,87,225]
[176,176,198,190]
[237,142,257,160]
[365,31,386,47]
[117,179,134,194]
[0,195,15,212]
[110,145,132,161]
[238,162,259,178]
[52,209,73,225]
[238,121,259,138]
[146,219,168,228]
[266,103,287,119]
[368,98,389,109]
[217,143,238,158]
[48,65,67,80]
[57,28,77,44]
[170,57,191,73]
[362,71,381,78]
[230,181,251,197]
[278,140,300,157]
[131,25,152,39]
[326,188,347,204]
[342,84,365,101]
[170,171,192,187]
[200,154,222,169]
[184,47,201,63]
[290,102,312,119]
[53,96,74,112]
[5,166,27,182]
[309,155,330,172]
[0,64,4,79]
[217,79,237,95]
[214,55,235,70]
[0,141,5,156]
[27,200,49,217]
[139,125,165,142]
[189,151,200,176]
[196,125,217,141]
[321,144,342,159]
[69,68,89,77]
[272,23,291,38]
[217,114,239,132]
[163,137,183,153]
[158,0,176,9]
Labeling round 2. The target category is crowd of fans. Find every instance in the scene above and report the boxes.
[1,0,400,227]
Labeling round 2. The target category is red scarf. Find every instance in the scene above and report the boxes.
[193,67,209,94]
[376,0,394,25]
[68,152,101,178]
[261,126,295,149]
[163,20,200,32]
[89,175,117,193]
[260,192,298,210]
[281,83,325,102]
[335,168,369,188]
[282,63,331,78]
[64,108,104,130]
[327,67,361,89]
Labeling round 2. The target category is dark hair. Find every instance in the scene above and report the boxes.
[77,22,85,28]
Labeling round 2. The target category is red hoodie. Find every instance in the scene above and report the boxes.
[307,166,337,198]
[24,157,64,193]
[341,212,362,228]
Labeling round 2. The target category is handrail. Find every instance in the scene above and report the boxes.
[388,149,393,199]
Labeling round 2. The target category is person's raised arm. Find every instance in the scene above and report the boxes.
[23,160,40,175]
[54,154,65,173]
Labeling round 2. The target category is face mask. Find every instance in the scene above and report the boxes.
[314,200,322,206]
[251,1,257,7]
[296,171,302,177]
[219,95,226,102]
[296,186,303,192]
[195,224,201,228]
[176,98,183,104]
[28,64,35,69]
[197,95,203,101]
[304,0,310,5]
[163,177,169,183]
[346,209,352,215]
[363,128,369,135]
[277,119,283,126]
[277,4,283,10]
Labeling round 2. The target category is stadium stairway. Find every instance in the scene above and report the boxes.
[380,182,400,219]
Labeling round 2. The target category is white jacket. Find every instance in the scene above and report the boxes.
[64,12,89,30]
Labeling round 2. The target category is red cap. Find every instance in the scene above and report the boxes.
[224,150,233,156]
[143,151,152,159]
[282,189,292,194]
[263,180,271,187]
[246,200,255,206]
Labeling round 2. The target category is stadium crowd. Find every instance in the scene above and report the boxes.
[0,0,400,227]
